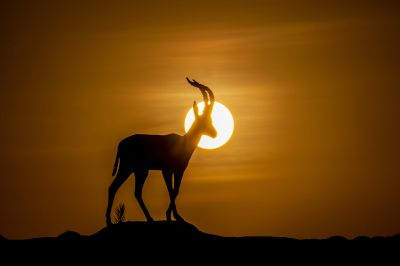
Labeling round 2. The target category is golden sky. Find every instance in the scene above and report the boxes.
[1,0,399,239]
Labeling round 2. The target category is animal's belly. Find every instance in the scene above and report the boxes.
[131,156,185,171]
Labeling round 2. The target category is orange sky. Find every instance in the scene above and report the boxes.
[1,1,399,239]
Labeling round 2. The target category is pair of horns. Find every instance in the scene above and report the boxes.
[186,77,215,106]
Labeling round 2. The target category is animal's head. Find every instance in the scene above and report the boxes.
[186,77,217,139]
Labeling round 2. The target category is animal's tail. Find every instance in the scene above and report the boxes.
[112,148,120,176]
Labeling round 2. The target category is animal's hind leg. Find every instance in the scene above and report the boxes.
[171,170,184,222]
[162,170,174,221]
[134,169,153,222]
[106,167,130,226]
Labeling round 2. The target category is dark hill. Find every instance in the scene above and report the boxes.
[91,220,219,241]
[4,221,400,244]
[1,221,399,262]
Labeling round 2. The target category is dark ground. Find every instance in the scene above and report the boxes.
[1,221,399,262]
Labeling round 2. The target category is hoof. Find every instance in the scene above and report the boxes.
[173,213,185,223]
[166,210,172,221]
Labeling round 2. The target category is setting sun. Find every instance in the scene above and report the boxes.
[184,101,234,149]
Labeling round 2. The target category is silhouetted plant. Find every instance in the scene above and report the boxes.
[113,203,126,224]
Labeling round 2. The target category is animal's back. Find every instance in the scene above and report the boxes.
[118,133,184,169]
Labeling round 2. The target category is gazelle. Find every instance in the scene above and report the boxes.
[106,78,216,226]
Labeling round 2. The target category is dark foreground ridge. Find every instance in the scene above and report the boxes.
[1,221,399,243]
[91,220,219,241]
[1,222,399,262]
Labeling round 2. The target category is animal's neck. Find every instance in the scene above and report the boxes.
[184,126,203,151]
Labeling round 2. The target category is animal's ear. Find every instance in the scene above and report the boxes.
[193,101,199,118]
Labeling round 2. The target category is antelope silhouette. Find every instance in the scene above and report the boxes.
[106,78,216,226]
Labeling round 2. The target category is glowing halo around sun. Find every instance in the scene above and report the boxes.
[184,101,234,149]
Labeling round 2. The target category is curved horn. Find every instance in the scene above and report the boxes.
[202,83,215,106]
[192,79,215,110]
[186,77,208,103]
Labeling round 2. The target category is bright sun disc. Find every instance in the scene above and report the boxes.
[184,101,234,149]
